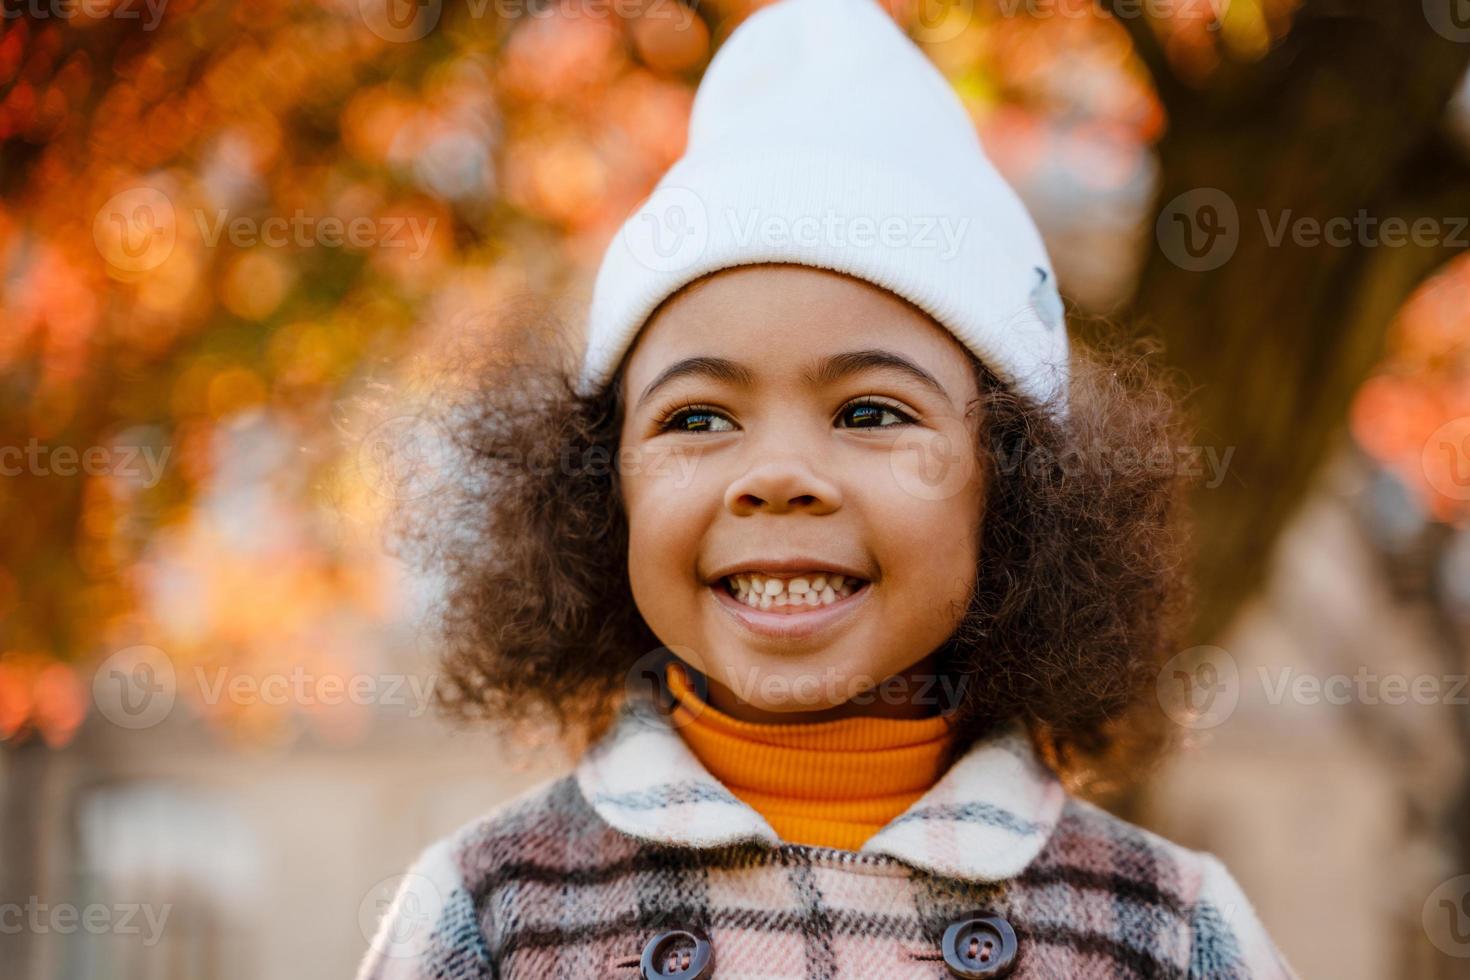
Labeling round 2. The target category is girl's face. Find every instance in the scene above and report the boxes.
[617,264,984,723]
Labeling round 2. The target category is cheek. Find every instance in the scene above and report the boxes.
[883,497,981,584]
[624,501,685,641]
[868,439,983,594]
[879,426,984,510]
[621,459,712,603]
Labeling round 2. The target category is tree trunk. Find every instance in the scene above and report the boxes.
[1099,0,1470,642]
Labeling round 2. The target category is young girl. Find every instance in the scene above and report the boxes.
[358,0,1297,977]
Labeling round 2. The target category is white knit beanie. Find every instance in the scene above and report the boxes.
[580,0,1069,414]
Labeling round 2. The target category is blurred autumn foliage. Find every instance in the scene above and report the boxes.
[0,0,707,747]
[1353,267,1470,527]
[0,0,1465,750]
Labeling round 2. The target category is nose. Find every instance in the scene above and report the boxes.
[723,454,842,516]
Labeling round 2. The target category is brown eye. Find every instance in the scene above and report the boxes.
[659,406,736,433]
[836,399,913,429]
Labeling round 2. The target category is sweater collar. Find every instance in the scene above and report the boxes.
[573,667,1066,883]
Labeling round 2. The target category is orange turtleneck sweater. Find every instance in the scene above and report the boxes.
[664,661,957,851]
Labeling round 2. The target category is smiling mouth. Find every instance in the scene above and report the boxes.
[718,572,870,614]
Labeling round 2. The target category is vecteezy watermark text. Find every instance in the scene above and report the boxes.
[358,0,697,44]
[92,645,439,730]
[1157,188,1470,271]
[94,187,439,273]
[1256,210,1470,250]
[906,0,1227,44]
[991,0,1225,22]
[1258,666,1470,707]
[1157,645,1470,729]
[0,439,170,488]
[719,666,965,713]
[723,210,970,260]
[988,439,1235,489]
[624,186,974,273]
[1,0,167,30]
[195,209,436,260]
[0,899,171,946]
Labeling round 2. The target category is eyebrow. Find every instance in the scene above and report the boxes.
[635,348,951,410]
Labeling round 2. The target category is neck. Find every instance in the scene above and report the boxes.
[663,659,958,850]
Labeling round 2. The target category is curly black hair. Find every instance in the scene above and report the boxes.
[392,296,1197,789]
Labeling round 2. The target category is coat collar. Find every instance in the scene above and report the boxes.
[574,682,1066,883]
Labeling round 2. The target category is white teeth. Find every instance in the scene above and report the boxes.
[722,571,864,607]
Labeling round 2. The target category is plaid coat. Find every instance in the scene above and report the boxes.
[356,687,1297,980]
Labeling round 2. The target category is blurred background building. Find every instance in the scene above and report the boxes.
[1,0,1468,977]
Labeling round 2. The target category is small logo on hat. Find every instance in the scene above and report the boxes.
[1030,267,1064,332]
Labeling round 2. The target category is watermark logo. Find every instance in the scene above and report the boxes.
[359,0,441,42]
[1156,188,1239,272]
[1423,875,1470,958]
[1156,645,1240,729]
[357,415,454,501]
[911,0,973,42]
[889,429,981,502]
[94,187,176,274]
[625,646,710,728]
[1423,416,1470,503]
[624,186,710,273]
[92,645,177,730]
[359,873,445,958]
[1424,0,1470,44]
